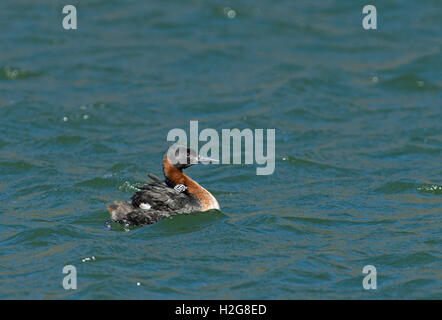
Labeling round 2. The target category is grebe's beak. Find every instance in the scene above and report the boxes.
[197,155,219,164]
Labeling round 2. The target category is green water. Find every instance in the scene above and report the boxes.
[0,0,441,299]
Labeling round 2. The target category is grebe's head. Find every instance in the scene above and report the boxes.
[167,145,218,170]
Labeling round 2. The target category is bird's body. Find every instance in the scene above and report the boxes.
[107,147,220,226]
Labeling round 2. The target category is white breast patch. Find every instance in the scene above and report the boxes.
[139,203,151,210]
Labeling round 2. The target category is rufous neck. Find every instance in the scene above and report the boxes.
[163,156,187,186]
[162,156,219,211]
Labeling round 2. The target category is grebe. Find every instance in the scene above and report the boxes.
[106,146,220,226]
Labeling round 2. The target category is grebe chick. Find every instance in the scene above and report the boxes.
[106,146,220,226]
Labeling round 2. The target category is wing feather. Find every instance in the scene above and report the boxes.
[131,174,200,212]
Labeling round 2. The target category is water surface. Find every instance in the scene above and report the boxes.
[0,0,441,299]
